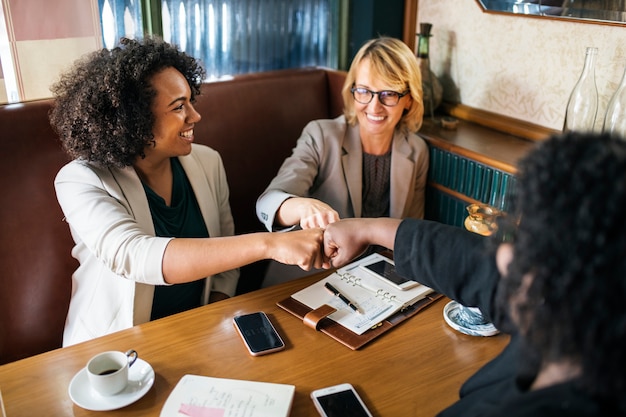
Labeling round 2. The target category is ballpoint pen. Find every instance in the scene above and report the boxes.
[324,282,362,314]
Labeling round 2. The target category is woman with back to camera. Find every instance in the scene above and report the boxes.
[256,36,428,232]
[323,131,626,415]
[50,37,325,346]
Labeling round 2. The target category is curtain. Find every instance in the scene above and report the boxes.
[100,0,339,80]
[99,0,144,49]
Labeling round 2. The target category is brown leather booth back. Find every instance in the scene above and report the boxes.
[194,68,345,236]
[0,67,346,365]
[0,99,75,364]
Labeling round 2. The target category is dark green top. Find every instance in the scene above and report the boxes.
[142,158,208,320]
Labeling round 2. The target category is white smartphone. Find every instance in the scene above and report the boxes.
[360,257,420,291]
[233,312,285,356]
[310,383,373,417]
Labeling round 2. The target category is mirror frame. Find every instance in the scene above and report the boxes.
[475,0,626,27]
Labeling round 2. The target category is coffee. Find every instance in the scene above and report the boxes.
[86,349,138,396]
[98,369,119,375]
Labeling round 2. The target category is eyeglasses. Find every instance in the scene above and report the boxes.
[350,86,409,107]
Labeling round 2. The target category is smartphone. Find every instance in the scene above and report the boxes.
[233,312,285,356]
[360,258,419,291]
[311,383,373,417]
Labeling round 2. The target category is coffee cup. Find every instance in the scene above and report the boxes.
[86,349,138,396]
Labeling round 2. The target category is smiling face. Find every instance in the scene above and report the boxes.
[353,58,411,143]
[146,67,201,161]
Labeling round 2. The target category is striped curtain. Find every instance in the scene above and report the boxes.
[100,0,339,80]
[98,0,144,49]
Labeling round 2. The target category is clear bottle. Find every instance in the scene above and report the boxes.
[563,47,599,133]
[602,64,626,140]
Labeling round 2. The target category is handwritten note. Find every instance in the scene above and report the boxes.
[160,375,295,417]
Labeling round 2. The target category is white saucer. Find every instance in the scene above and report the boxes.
[68,358,155,411]
[443,301,500,337]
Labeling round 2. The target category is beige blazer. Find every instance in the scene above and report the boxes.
[256,116,429,231]
[55,144,239,346]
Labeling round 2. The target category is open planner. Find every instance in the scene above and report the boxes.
[277,253,442,350]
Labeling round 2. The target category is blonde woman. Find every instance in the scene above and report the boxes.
[257,37,427,233]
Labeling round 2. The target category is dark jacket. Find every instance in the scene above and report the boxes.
[394,219,617,417]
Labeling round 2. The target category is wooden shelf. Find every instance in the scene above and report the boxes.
[417,105,555,226]
[418,116,538,175]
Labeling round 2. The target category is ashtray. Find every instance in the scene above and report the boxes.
[443,301,500,337]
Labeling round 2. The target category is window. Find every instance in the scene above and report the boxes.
[0,3,18,103]
[99,0,144,49]
[99,0,340,80]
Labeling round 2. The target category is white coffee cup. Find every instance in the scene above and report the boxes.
[86,349,138,396]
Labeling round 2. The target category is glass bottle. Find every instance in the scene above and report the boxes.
[563,47,598,133]
[416,23,443,120]
[602,64,626,140]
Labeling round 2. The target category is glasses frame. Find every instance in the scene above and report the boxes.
[350,86,410,107]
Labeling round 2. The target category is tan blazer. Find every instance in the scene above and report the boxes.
[256,116,429,231]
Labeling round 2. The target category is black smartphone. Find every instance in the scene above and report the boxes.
[361,258,419,290]
[311,383,374,417]
[233,312,285,356]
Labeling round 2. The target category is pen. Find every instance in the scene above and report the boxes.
[324,282,362,314]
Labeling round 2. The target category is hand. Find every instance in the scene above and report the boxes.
[271,227,325,271]
[323,219,371,267]
[299,202,340,229]
[324,218,401,268]
[277,197,340,229]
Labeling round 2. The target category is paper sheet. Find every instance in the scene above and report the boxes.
[160,375,295,417]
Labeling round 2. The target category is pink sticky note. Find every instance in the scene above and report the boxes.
[178,404,225,417]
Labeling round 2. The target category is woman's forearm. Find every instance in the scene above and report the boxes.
[162,228,324,284]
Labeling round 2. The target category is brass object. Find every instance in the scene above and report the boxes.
[464,203,501,236]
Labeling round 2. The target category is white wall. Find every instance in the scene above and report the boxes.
[417,1,626,131]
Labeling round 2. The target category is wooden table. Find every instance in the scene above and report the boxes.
[0,271,508,416]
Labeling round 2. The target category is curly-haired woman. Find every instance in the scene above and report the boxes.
[51,37,324,346]
[323,131,626,415]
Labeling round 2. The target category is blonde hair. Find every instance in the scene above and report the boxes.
[342,37,423,133]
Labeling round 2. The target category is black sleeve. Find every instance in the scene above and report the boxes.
[393,219,500,321]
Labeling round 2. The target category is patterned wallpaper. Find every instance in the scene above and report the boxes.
[417,0,626,131]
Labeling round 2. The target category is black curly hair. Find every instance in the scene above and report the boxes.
[495,131,626,405]
[49,37,206,167]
